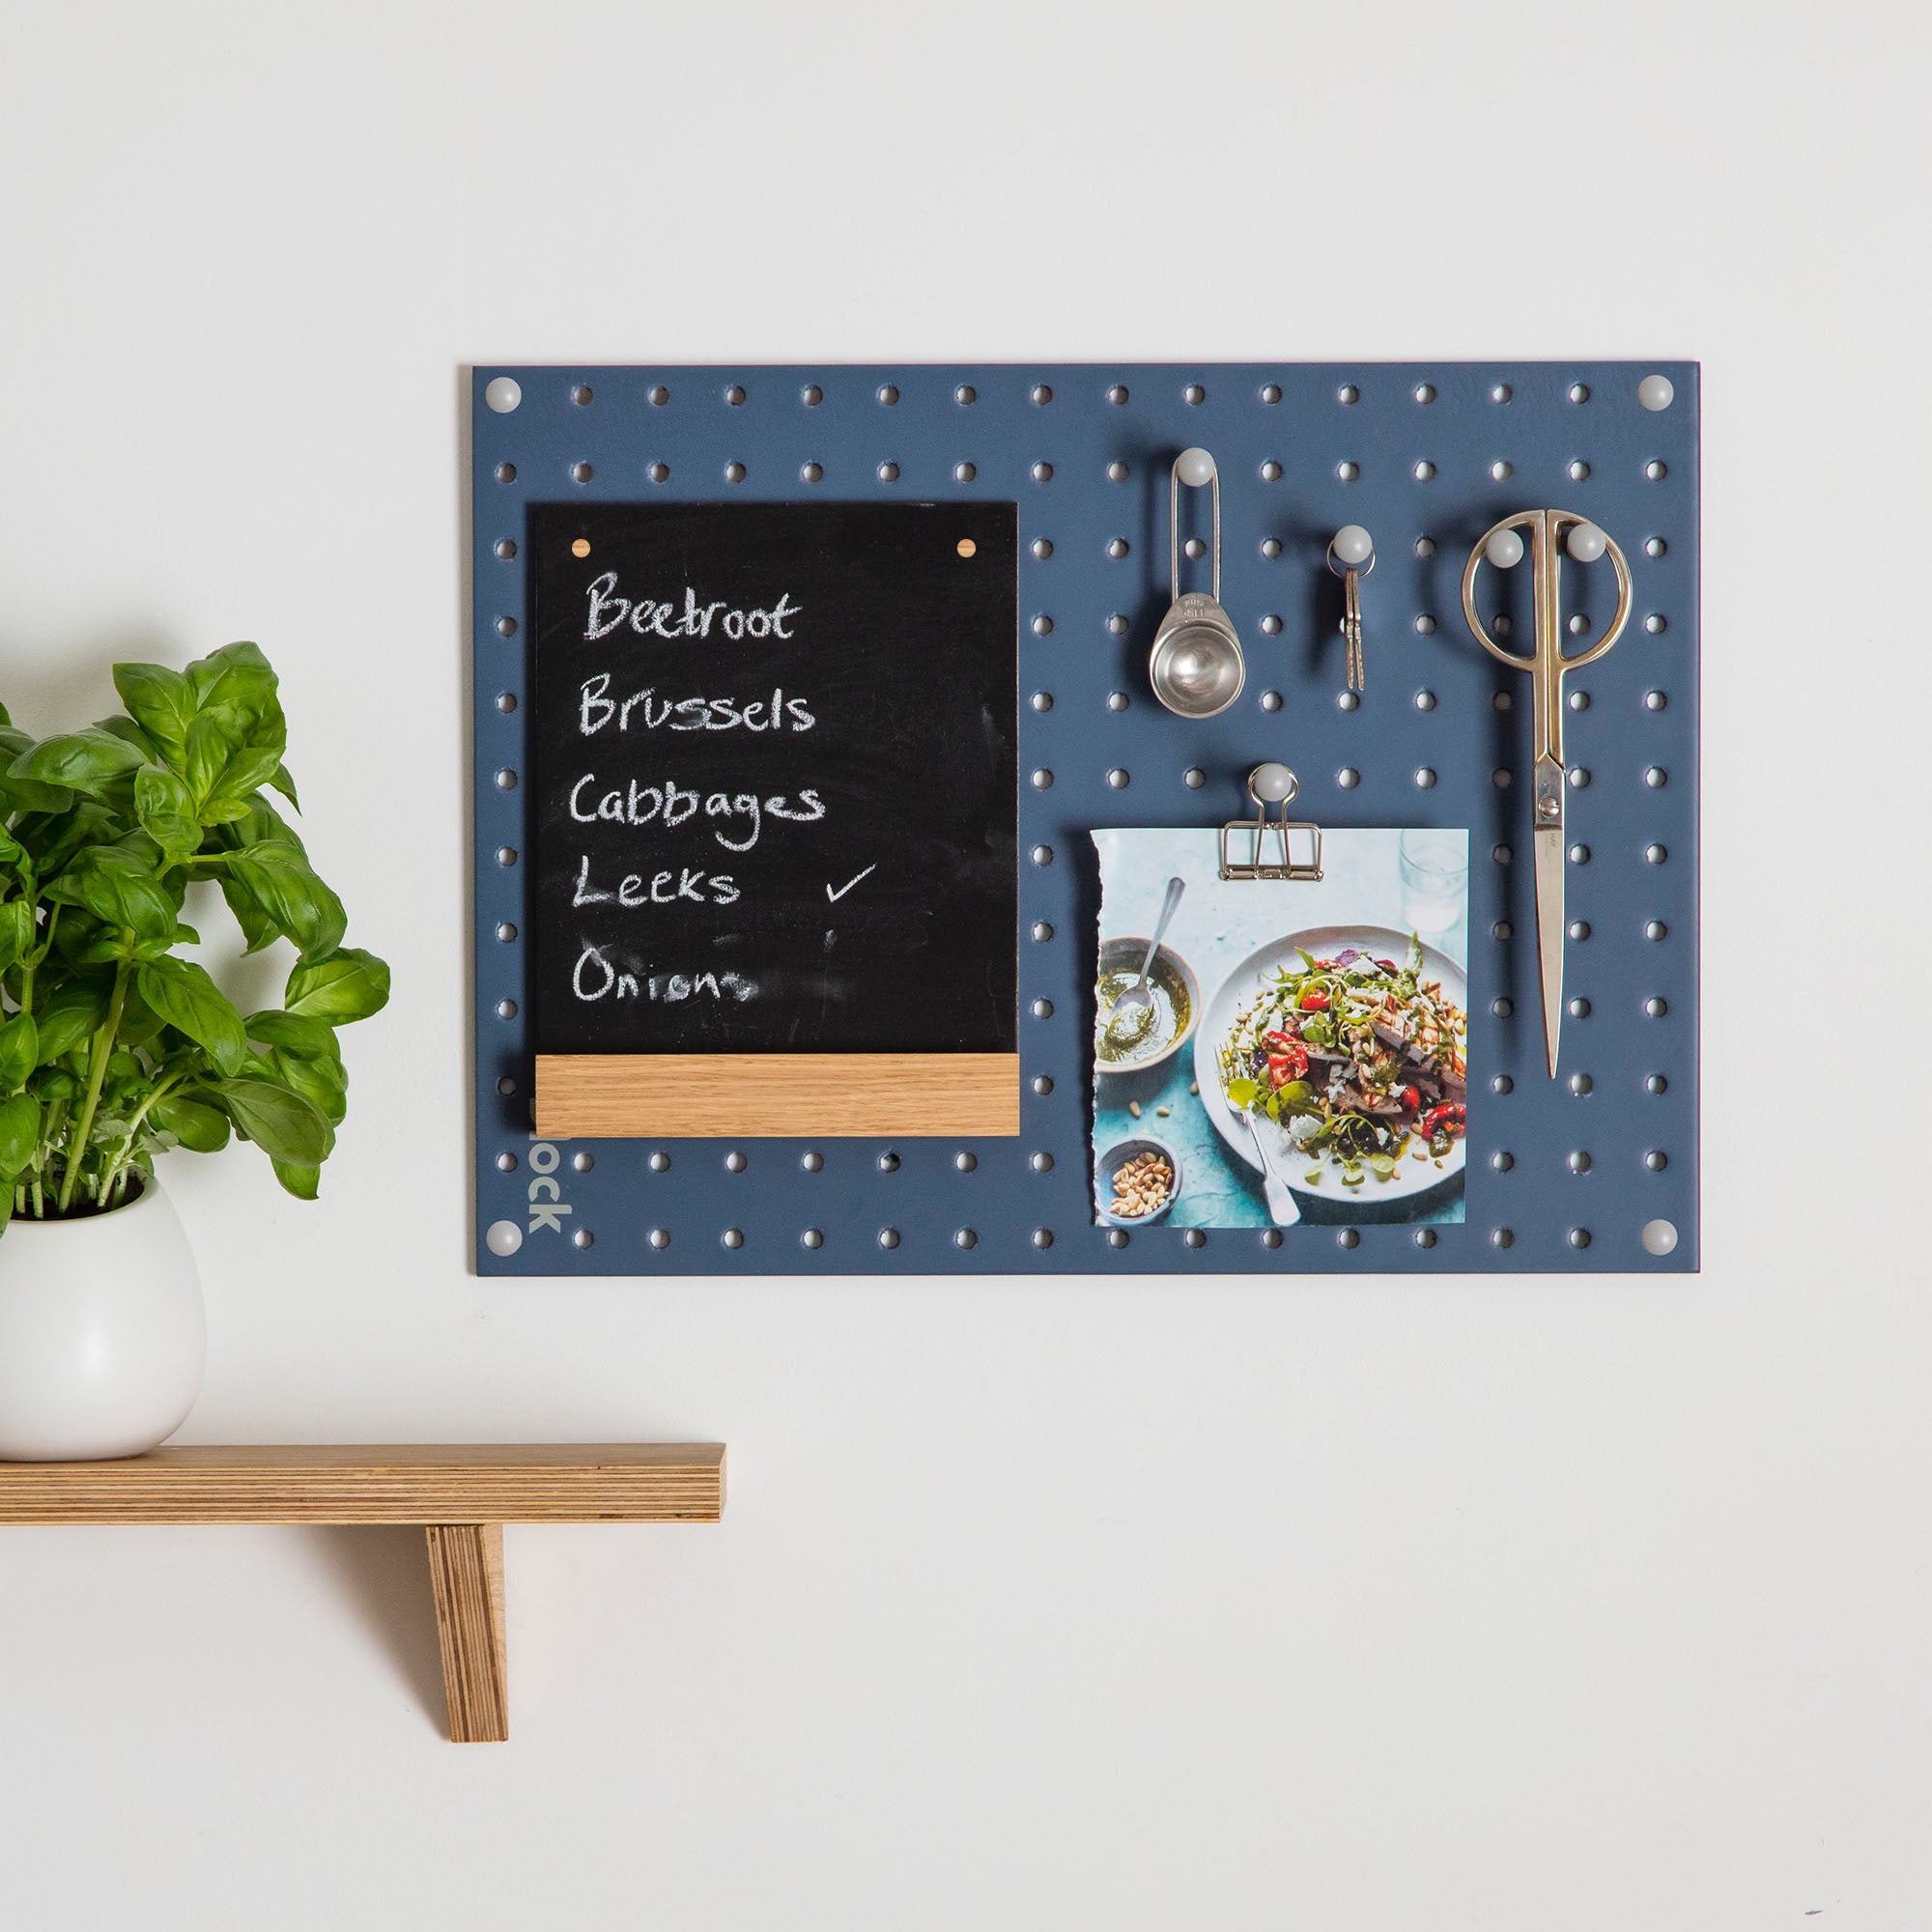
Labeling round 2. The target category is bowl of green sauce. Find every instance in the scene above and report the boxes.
[1094,937,1200,1073]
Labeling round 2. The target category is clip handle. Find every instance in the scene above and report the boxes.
[1169,449,1222,606]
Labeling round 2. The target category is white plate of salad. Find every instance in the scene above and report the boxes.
[1192,925,1470,1204]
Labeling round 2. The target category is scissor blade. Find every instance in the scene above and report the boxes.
[1534,824,1564,1078]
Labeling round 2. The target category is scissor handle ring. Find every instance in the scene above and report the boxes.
[1460,509,1634,671]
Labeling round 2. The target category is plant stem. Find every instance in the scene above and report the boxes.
[57,952,130,1214]
[96,1071,182,1207]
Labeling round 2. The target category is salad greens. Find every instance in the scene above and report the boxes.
[0,642,387,1231]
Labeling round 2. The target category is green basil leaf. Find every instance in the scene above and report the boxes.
[203,744,285,820]
[43,847,180,944]
[8,727,148,799]
[135,956,249,1076]
[244,1009,341,1060]
[112,662,196,765]
[33,975,110,1063]
[284,947,389,1024]
[183,711,238,811]
[0,898,36,976]
[222,841,346,963]
[152,1094,232,1153]
[270,1157,320,1200]
[0,1012,37,1094]
[0,1092,42,1175]
[0,726,74,813]
[266,1044,347,1127]
[268,762,299,811]
[216,1074,330,1165]
[135,765,202,864]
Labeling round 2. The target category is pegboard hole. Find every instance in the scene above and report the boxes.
[1645,613,1667,635]
[1414,613,1436,635]
[1492,1151,1515,1172]
[1261,460,1282,481]
[1645,1150,1669,1172]
[877,1151,900,1173]
[1032,1074,1055,1095]
[724,462,746,483]
[1645,766,1668,789]
[1031,384,1052,406]
[1032,461,1054,483]
[801,462,823,483]
[1107,461,1129,483]
[954,462,977,483]
[801,1151,824,1172]
[1568,1228,1591,1250]
[1337,1229,1359,1250]
[1491,461,1512,482]
[1032,998,1054,1018]
[496,1000,517,1020]
[724,1151,747,1173]
[570,463,593,484]
[1261,384,1282,404]
[1646,536,1667,558]
[495,463,517,484]
[1568,383,1590,404]
[1032,921,1054,942]
[1338,691,1360,712]
[1107,384,1129,406]
[1337,767,1360,789]
[1415,536,1436,558]
[495,769,517,790]
[648,1228,669,1249]
[496,844,517,867]
[1259,613,1283,636]
[1569,843,1590,865]
[1106,692,1129,713]
[878,1228,900,1250]
[1414,461,1436,482]
[1644,690,1669,713]
[722,1228,744,1249]
[877,384,899,406]
[1569,691,1590,712]
[1107,613,1129,636]
[1493,844,1513,866]
[1031,768,1053,790]
[1337,461,1360,481]
[1415,767,1436,789]
[1646,460,1667,481]
[648,384,669,406]
[1414,690,1436,711]
[1492,1228,1514,1249]
[1031,691,1054,712]
[1569,1151,1591,1174]
[1568,613,1590,636]
[801,384,823,407]
[724,384,746,407]
[1033,1228,1055,1249]
[802,1229,824,1249]
[1183,537,1206,560]
[1642,1219,1678,1256]
[1032,614,1054,636]
[1031,1151,1054,1173]
[1261,692,1283,713]
[1569,460,1591,482]
[1031,538,1053,560]
[1106,768,1129,789]
[1568,766,1591,788]
[1492,1074,1514,1094]
[1645,996,1669,1018]
[1106,537,1129,559]
[1646,843,1668,865]
[649,1151,670,1173]
[1494,617,1514,639]
[573,1229,595,1250]
[1492,768,1513,789]
[1107,1229,1129,1249]
[496,923,516,944]
[875,461,899,483]
[648,463,670,483]
[1031,843,1053,866]
[496,693,517,715]
[1646,920,1667,941]
[494,538,517,560]
[1184,384,1207,405]
[1414,1229,1437,1249]
[1184,768,1206,789]
[1491,384,1513,404]
[954,1228,978,1249]
[1492,997,1513,1018]
[1568,920,1590,941]
[1492,919,1513,941]
[571,384,593,407]
[496,1151,518,1173]
[1338,384,1359,405]
[1183,1228,1207,1248]
[1570,1073,1594,1096]
[1413,383,1435,404]
[1261,537,1283,559]
[571,1151,594,1173]
[953,384,977,406]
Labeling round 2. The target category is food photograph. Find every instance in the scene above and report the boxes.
[1092,828,1469,1229]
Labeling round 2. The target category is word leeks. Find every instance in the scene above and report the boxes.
[0,642,388,1230]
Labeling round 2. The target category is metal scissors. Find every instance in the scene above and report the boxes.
[1461,510,1634,1078]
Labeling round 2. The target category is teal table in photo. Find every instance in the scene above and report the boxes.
[1092,827,1469,1230]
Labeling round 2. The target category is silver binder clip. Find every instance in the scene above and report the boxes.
[1219,763,1323,882]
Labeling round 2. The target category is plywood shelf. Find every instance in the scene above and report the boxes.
[0,1443,725,1742]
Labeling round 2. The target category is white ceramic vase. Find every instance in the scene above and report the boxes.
[0,1179,204,1461]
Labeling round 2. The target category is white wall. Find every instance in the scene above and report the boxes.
[0,2,1923,1925]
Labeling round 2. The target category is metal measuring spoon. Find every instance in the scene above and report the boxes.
[1149,448,1244,717]
[1105,874,1185,1032]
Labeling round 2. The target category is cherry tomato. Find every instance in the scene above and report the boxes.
[1421,1102,1465,1137]
[1297,989,1332,1012]
[1264,1027,1301,1049]
[1399,1085,1421,1113]
[1265,1040,1310,1086]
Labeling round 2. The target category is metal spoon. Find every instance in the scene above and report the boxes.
[1106,875,1185,1032]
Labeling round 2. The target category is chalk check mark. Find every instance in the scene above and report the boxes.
[826,866,877,903]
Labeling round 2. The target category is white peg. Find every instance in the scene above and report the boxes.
[1174,446,1216,488]
[1567,520,1608,563]
[1331,524,1374,566]
[483,376,522,414]
[1637,374,1674,412]
[1485,527,1524,569]
[484,1219,524,1256]
[1250,761,1295,803]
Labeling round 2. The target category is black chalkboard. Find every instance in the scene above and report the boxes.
[527,500,1019,1057]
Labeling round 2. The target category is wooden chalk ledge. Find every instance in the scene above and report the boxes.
[0,1443,726,1743]
[535,1050,1021,1138]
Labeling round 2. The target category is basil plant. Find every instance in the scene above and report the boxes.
[0,642,388,1229]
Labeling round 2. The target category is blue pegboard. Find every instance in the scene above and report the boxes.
[471,363,1698,1275]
